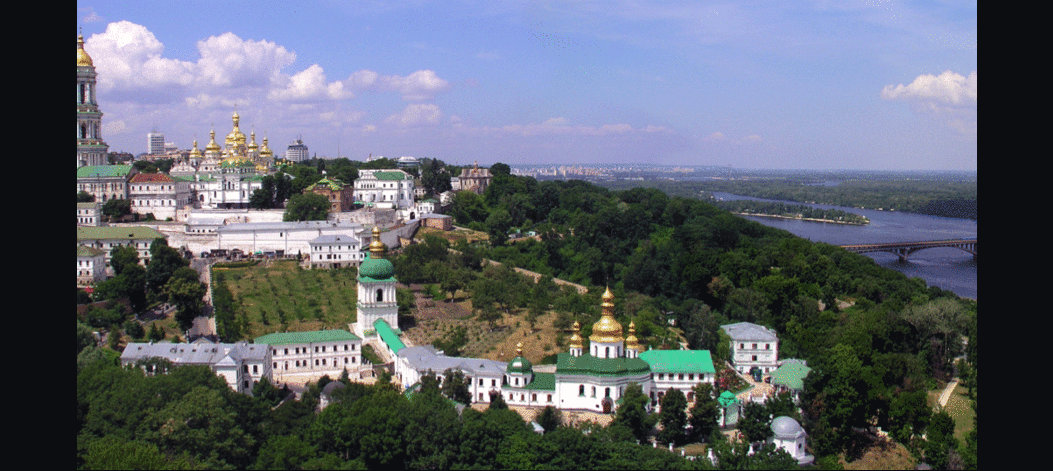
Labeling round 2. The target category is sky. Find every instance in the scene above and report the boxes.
[77,1,976,171]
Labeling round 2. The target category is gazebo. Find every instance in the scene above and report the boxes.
[718,390,742,427]
[768,360,811,402]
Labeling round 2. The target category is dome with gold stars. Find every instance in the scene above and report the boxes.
[589,287,624,343]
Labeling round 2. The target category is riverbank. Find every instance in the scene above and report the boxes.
[731,212,869,226]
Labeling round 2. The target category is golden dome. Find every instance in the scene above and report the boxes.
[569,321,584,349]
[248,131,259,152]
[625,321,640,350]
[259,136,274,158]
[225,111,247,149]
[369,226,387,258]
[205,128,222,152]
[188,140,203,158]
[589,287,624,343]
[77,35,93,67]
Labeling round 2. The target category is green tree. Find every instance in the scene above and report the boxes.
[441,368,472,405]
[146,238,189,298]
[739,401,773,444]
[101,198,132,220]
[167,275,207,331]
[924,410,958,470]
[78,190,95,202]
[688,382,720,442]
[109,244,140,277]
[536,405,563,433]
[253,435,317,471]
[613,382,656,443]
[656,387,688,446]
[283,192,330,221]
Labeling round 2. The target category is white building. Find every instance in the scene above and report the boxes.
[396,345,508,404]
[308,234,364,269]
[254,330,365,384]
[121,340,272,396]
[77,245,107,286]
[216,220,365,257]
[721,322,780,374]
[184,163,264,210]
[128,173,193,221]
[286,138,309,162]
[77,165,136,203]
[354,169,416,211]
[147,132,165,155]
[77,226,167,267]
[77,202,102,226]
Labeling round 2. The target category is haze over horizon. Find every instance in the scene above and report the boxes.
[77,1,976,171]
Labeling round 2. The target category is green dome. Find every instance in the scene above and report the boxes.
[506,356,533,374]
[359,254,395,280]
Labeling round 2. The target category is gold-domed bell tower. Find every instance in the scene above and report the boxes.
[589,287,624,358]
[77,32,108,168]
[354,225,398,339]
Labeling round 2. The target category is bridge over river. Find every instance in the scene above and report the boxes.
[840,239,976,262]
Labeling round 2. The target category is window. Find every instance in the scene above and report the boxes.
[688,374,694,380]
[547,394,552,402]
[753,343,758,349]
[678,374,684,380]
[766,343,771,350]
[740,343,744,349]
[579,385,585,396]
[376,289,383,302]
[752,355,758,361]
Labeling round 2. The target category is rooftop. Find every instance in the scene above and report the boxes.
[638,349,716,374]
[254,329,361,346]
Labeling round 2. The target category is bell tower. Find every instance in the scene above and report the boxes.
[77,32,108,167]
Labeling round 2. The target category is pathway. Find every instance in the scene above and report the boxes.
[937,379,960,409]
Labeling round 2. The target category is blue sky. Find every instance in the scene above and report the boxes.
[77,1,976,170]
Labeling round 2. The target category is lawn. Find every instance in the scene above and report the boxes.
[943,384,976,442]
[214,260,360,339]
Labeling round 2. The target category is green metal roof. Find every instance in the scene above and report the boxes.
[524,372,556,391]
[254,329,360,345]
[76,165,134,178]
[638,349,716,374]
[77,245,106,257]
[77,226,165,242]
[373,171,406,181]
[375,319,405,353]
[768,362,811,390]
[554,352,651,377]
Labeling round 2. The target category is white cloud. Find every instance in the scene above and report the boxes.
[349,69,451,101]
[881,70,977,106]
[386,104,443,126]
[269,64,355,102]
[882,70,977,134]
[194,32,296,88]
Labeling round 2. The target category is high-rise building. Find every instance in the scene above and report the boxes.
[147,132,165,155]
[286,138,309,162]
[77,33,108,168]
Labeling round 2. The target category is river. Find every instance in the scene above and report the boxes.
[711,192,977,300]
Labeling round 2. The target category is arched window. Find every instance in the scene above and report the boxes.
[376,289,383,302]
